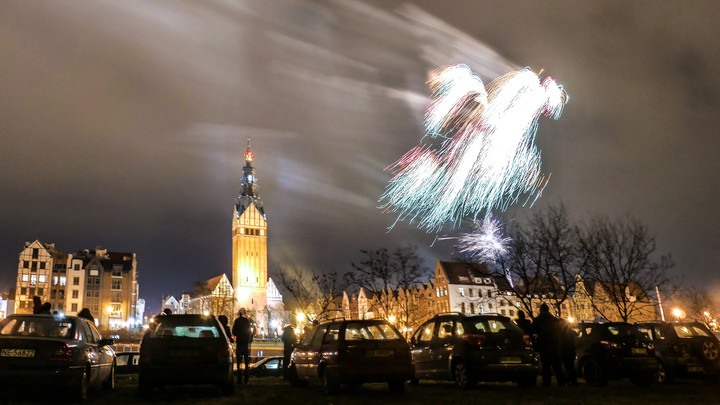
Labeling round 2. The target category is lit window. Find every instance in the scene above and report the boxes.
[458,288,464,297]
[30,275,37,285]
[21,274,28,282]
[38,275,46,283]
[53,276,58,285]
[60,277,66,286]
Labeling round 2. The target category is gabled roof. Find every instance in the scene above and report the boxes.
[437,261,492,285]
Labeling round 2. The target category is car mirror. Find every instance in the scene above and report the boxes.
[98,338,114,347]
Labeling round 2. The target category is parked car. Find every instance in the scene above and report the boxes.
[573,322,657,386]
[288,319,414,394]
[138,314,235,395]
[637,321,720,383]
[249,356,283,377]
[116,351,139,374]
[410,313,538,388]
[0,313,116,401]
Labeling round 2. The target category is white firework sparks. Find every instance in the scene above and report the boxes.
[381,64,567,232]
[445,214,511,261]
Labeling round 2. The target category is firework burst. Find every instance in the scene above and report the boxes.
[381,64,567,232]
[443,213,511,262]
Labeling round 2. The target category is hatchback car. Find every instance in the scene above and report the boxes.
[288,319,413,394]
[138,314,235,395]
[573,322,657,386]
[637,321,720,383]
[410,313,538,388]
[0,313,116,401]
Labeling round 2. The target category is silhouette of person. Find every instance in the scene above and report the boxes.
[39,302,52,314]
[163,308,172,315]
[78,308,95,323]
[559,319,578,386]
[32,296,43,314]
[218,315,233,342]
[516,310,532,335]
[232,308,253,385]
[531,303,565,386]
[281,324,296,380]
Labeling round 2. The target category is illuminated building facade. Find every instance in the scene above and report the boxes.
[231,141,283,335]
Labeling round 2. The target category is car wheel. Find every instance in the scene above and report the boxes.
[322,367,340,395]
[517,374,537,387]
[288,364,308,388]
[388,380,405,393]
[102,363,116,390]
[700,339,720,363]
[655,360,673,384]
[453,360,474,389]
[581,358,607,386]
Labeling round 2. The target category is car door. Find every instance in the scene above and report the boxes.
[77,320,103,385]
[88,322,114,377]
[411,319,436,378]
[429,317,455,378]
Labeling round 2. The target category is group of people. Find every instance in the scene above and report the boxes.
[516,303,577,387]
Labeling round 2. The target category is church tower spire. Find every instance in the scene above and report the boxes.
[232,139,268,331]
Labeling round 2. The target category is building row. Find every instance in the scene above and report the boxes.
[6,240,143,330]
[303,260,658,335]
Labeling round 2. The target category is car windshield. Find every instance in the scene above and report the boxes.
[152,317,220,338]
[345,322,400,341]
[675,325,710,338]
[0,316,74,338]
[468,318,521,334]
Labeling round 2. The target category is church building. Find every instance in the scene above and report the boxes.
[231,141,283,336]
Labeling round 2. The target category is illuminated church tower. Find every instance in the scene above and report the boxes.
[232,140,268,320]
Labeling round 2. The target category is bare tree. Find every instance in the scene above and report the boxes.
[578,215,672,322]
[347,246,430,329]
[191,281,212,314]
[273,266,344,323]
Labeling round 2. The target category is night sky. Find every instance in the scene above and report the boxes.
[1,1,719,314]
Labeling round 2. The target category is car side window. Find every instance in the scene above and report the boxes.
[653,327,665,339]
[76,321,88,342]
[265,358,280,369]
[309,325,328,350]
[81,322,97,344]
[419,322,435,343]
[438,320,454,339]
[637,326,653,341]
[455,322,465,336]
[324,323,340,344]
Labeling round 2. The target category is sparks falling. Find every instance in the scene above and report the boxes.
[381,64,567,232]
[443,213,511,262]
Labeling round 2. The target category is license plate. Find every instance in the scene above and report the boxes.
[500,356,522,364]
[1,349,35,358]
[170,348,199,357]
[631,348,646,355]
[366,349,393,357]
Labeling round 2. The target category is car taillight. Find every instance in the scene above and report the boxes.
[600,340,620,349]
[49,343,72,362]
[461,333,487,346]
[523,334,533,347]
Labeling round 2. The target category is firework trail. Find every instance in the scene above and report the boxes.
[442,213,511,262]
[381,64,567,232]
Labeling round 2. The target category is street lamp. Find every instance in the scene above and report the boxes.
[388,315,396,324]
[672,307,683,321]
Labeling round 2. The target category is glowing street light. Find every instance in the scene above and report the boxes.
[672,307,684,321]
[296,312,305,322]
[567,316,575,323]
[388,315,396,324]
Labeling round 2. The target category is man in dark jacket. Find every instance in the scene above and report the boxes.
[516,310,532,335]
[531,303,565,386]
[559,319,578,386]
[232,308,253,385]
[281,324,296,380]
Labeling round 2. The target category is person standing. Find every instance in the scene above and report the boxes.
[218,315,233,342]
[281,324,296,380]
[531,303,565,386]
[77,308,95,323]
[515,310,532,335]
[232,308,253,385]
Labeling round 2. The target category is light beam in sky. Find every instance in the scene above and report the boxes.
[381,64,567,232]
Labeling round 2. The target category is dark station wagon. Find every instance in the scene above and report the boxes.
[289,319,414,395]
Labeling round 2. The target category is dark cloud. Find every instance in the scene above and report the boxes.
[1,0,719,311]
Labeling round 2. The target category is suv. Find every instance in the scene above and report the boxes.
[573,322,657,386]
[637,321,720,383]
[138,315,235,395]
[409,313,538,388]
[288,319,413,395]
